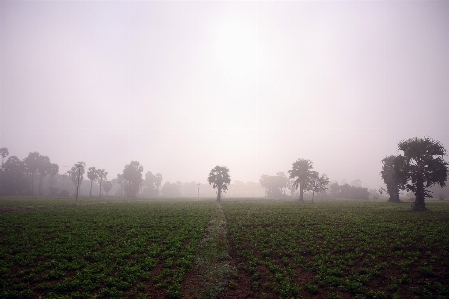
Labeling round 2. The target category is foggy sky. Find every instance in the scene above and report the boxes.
[1,1,449,189]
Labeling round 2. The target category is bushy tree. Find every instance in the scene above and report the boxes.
[393,137,448,211]
[380,155,405,203]
[2,156,27,195]
[123,161,143,198]
[328,182,369,199]
[103,181,112,196]
[306,171,329,202]
[207,166,231,202]
[259,173,287,198]
[161,181,182,197]
[288,159,314,202]
[155,173,163,192]
[116,174,124,197]
[23,152,41,194]
[142,171,162,197]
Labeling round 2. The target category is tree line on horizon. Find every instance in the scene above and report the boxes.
[0,136,447,210]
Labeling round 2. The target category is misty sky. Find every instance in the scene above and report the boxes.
[1,1,449,189]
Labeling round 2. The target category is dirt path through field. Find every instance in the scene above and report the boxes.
[182,202,235,298]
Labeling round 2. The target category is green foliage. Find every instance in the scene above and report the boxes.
[288,158,314,201]
[123,161,144,197]
[207,166,231,201]
[222,200,449,298]
[0,198,213,298]
[380,155,405,202]
[393,137,448,210]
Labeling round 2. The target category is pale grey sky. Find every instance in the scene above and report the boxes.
[1,0,448,189]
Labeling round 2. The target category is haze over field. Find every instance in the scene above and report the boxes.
[1,1,448,189]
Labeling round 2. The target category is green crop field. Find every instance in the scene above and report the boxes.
[222,200,449,299]
[1,198,449,299]
[0,198,213,299]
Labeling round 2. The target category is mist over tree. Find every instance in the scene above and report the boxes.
[116,174,124,197]
[161,181,182,197]
[37,155,51,196]
[207,166,231,202]
[123,161,143,198]
[96,169,107,197]
[380,155,405,203]
[306,171,329,203]
[1,156,27,195]
[259,173,287,198]
[70,162,86,196]
[0,148,9,167]
[155,173,163,193]
[87,167,98,197]
[326,181,370,199]
[103,181,112,196]
[142,171,163,197]
[288,159,314,202]
[23,152,40,195]
[48,163,59,196]
[393,137,448,211]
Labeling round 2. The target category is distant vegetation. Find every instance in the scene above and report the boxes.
[0,136,447,211]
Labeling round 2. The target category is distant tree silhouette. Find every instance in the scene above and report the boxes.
[0,148,9,167]
[393,137,448,211]
[207,166,231,202]
[161,181,182,197]
[87,167,98,197]
[37,155,51,195]
[103,181,112,196]
[111,178,118,195]
[96,169,107,197]
[123,161,143,198]
[306,171,329,203]
[259,173,287,198]
[143,171,162,197]
[288,159,314,202]
[329,182,341,198]
[380,155,405,203]
[23,152,41,194]
[156,173,163,193]
[48,163,59,196]
[2,156,27,195]
[70,162,86,196]
[117,173,124,197]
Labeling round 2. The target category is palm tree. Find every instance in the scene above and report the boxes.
[288,159,314,202]
[96,169,108,197]
[87,167,98,197]
[207,166,231,202]
[70,162,86,197]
